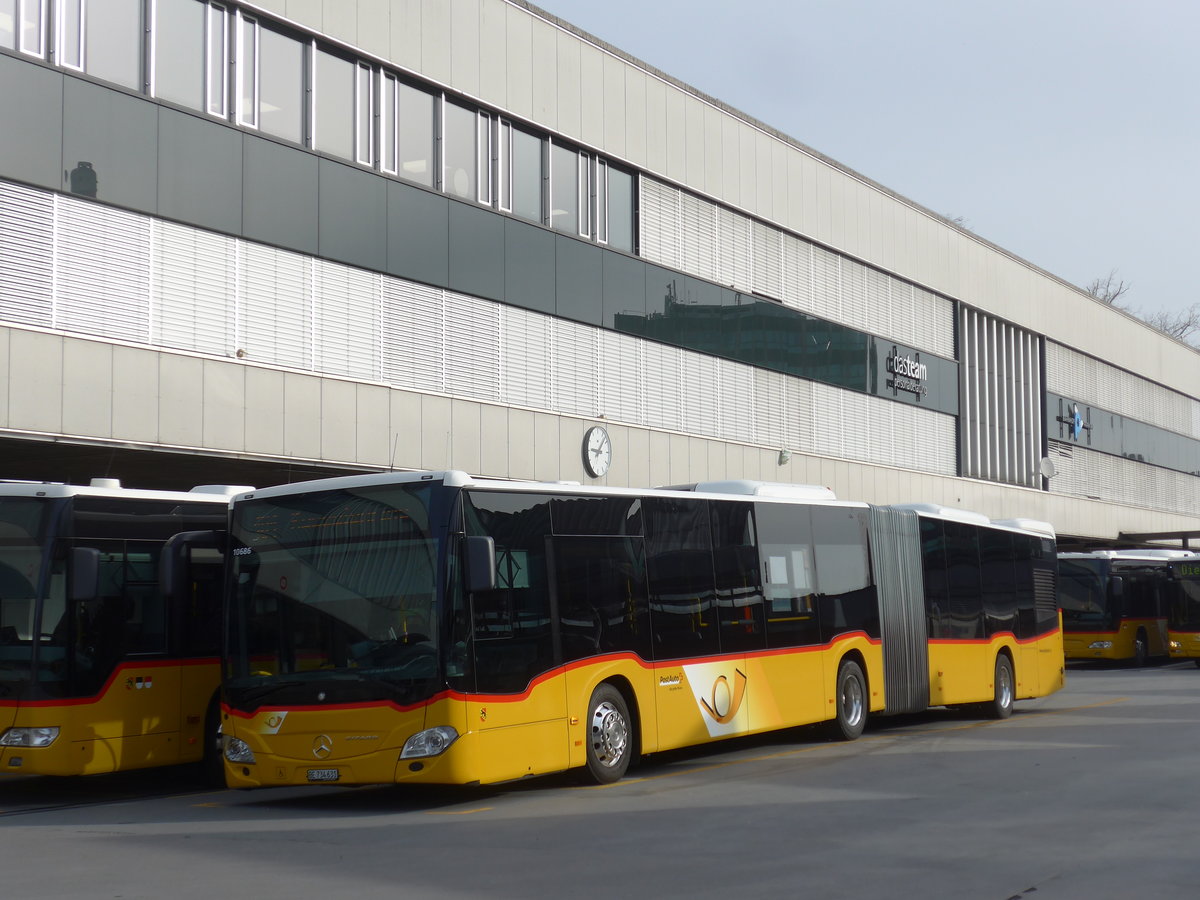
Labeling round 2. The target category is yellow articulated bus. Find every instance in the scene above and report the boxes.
[207,472,1063,788]
[1168,559,1200,666]
[0,479,247,780]
[1058,550,1196,666]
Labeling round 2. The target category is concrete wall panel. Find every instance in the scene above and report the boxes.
[507,407,535,479]
[480,0,509,109]
[578,42,604,148]
[451,398,482,475]
[62,339,112,438]
[602,54,626,160]
[450,0,481,99]
[420,0,452,86]
[159,355,204,448]
[356,0,391,60]
[320,379,358,463]
[504,3,533,120]
[202,360,246,452]
[112,346,160,444]
[643,76,667,176]
[555,31,582,141]
[355,384,391,466]
[530,17,558,131]
[283,372,323,460]
[244,366,286,457]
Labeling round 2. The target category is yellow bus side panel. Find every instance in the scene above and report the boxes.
[1063,619,1164,660]
[0,661,220,776]
[1168,631,1200,660]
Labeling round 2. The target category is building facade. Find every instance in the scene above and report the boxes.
[0,0,1197,546]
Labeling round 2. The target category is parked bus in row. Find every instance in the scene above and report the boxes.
[1168,558,1200,666]
[191,471,1063,788]
[0,478,248,780]
[1059,550,1197,666]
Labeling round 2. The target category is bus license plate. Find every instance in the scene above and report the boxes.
[307,768,340,782]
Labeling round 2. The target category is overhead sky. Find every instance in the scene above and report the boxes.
[531,0,1198,319]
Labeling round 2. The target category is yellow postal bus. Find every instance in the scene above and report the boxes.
[1059,550,1195,665]
[211,472,1063,788]
[0,479,246,779]
[1168,559,1200,665]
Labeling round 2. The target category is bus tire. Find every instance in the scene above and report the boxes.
[1133,631,1148,667]
[201,697,227,788]
[1194,659,1200,669]
[833,660,867,741]
[988,655,1014,719]
[584,684,633,784]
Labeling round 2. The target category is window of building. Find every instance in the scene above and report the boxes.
[1,0,47,56]
[313,46,354,160]
[477,110,493,205]
[607,165,635,253]
[153,0,205,110]
[238,15,303,144]
[58,0,142,90]
[442,99,477,201]
[505,123,543,224]
[355,62,371,166]
[550,141,579,235]
[381,74,435,186]
[205,2,226,116]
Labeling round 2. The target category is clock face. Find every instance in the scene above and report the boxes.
[583,426,612,478]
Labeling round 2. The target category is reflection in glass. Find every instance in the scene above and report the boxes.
[442,101,476,200]
[206,3,227,116]
[154,0,204,110]
[314,49,354,160]
[355,63,372,165]
[0,0,16,50]
[237,14,256,126]
[394,79,434,186]
[607,166,634,253]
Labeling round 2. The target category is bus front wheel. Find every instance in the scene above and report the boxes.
[833,660,867,741]
[584,684,633,784]
[988,655,1014,719]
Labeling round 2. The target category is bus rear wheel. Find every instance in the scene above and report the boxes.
[584,684,633,784]
[833,660,867,740]
[988,655,1014,719]
[200,697,227,787]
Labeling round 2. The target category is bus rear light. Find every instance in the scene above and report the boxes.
[400,726,459,759]
[0,727,60,748]
[224,736,256,764]
[1088,641,1113,649]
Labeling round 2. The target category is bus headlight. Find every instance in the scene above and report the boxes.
[223,736,256,764]
[400,726,459,759]
[0,727,60,747]
[1169,641,1182,652]
[1088,641,1113,649]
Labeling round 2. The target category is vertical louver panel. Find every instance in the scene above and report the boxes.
[0,181,54,327]
[382,279,443,393]
[599,330,644,425]
[152,220,236,356]
[239,242,313,370]
[679,351,718,436]
[643,341,682,431]
[56,196,151,343]
[444,291,500,402]
[751,220,782,300]
[716,206,753,293]
[551,318,597,416]
[314,260,380,382]
[863,266,891,337]
[502,306,553,410]
[638,178,680,269]
[810,382,843,458]
[717,358,754,441]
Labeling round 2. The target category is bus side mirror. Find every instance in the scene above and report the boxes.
[466,536,497,593]
[160,531,226,602]
[69,547,101,602]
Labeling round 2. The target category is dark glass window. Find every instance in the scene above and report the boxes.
[980,529,1017,637]
[463,491,554,693]
[382,76,434,186]
[711,501,764,653]
[644,497,719,660]
[550,495,641,536]
[920,518,951,639]
[314,48,355,160]
[811,506,877,643]
[554,536,650,662]
[1013,534,1037,640]
[755,502,820,648]
[607,165,634,253]
[944,521,983,640]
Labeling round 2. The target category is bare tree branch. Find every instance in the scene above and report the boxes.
[1135,304,1200,347]
[1085,269,1132,306]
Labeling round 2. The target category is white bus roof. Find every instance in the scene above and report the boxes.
[0,479,250,504]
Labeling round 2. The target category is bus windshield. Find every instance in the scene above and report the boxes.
[226,483,442,709]
[1058,557,1111,628]
[1172,572,1200,631]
